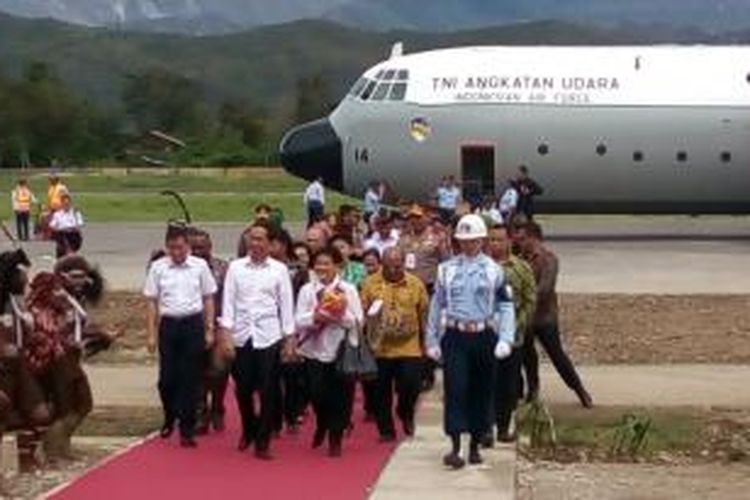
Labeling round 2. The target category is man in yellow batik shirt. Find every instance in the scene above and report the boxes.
[361,247,429,442]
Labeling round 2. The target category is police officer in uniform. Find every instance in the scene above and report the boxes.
[426,214,516,469]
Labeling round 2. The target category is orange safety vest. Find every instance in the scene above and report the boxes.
[47,183,67,211]
[13,186,33,212]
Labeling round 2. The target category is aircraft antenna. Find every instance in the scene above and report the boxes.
[390,42,404,59]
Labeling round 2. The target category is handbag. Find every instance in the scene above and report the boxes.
[336,322,378,380]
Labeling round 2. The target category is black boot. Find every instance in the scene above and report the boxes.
[443,433,465,470]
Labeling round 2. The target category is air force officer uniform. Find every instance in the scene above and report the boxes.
[426,214,515,468]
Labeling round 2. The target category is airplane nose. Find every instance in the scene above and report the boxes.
[279,118,343,190]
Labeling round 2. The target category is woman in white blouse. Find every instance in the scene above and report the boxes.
[295,246,363,457]
[49,193,84,258]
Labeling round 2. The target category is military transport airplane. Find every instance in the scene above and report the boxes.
[280,44,750,213]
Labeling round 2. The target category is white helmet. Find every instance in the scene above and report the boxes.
[454,214,488,240]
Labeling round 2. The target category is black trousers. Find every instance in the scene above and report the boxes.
[442,329,495,438]
[158,314,205,439]
[493,348,522,434]
[361,378,377,418]
[231,339,281,452]
[197,351,229,428]
[53,230,83,258]
[274,361,308,431]
[438,208,455,225]
[374,357,422,437]
[306,359,353,440]
[522,323,586,398]
[15,211,30,241]
[306,200,324,228]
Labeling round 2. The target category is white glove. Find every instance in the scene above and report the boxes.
[494,341,512,360]
[426,345,442,362]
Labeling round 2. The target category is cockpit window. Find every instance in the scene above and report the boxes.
[349,78,367,97]
[388,82,407,101]
[360,80,377,101]
[354,69,409,102]
[372,83,391,101]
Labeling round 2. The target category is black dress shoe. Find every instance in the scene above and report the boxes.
[160,422,175,439]
[468,448,483,465]
[442,452,466,470]
[312,427,327,449]
[180,437,198,448]
[237,435,253,451]
[254,448,273,461]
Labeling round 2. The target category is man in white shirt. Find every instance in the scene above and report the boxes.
[363,182,383,225]
[220,221,296,460]
[144,225,217,448]
[498,180,520,226]
[364,211,400,256]
[49,194,85,258]
[303,177,325,228]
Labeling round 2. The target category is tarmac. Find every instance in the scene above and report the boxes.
[4,215,750,294]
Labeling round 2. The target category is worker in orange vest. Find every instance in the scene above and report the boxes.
[11,178,36,241]
[47,174,68,213]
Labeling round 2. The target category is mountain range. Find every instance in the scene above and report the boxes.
[0,0,749,34]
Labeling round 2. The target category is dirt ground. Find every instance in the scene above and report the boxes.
[516,405,750,499]
[2,440,132,499]
[517,460,750,500]
[560,294,750,364]
[89,292,750,365]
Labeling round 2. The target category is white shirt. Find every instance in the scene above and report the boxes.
[363,189,381,214]
[143,255,217,318]
[437,186,461,210]
[220,256,295,349]
[477,207,504,225]
[303,181,325,206]
[296,277,363,363]
[499,187,519,213]
[49,208,84,231]
[364,229,400,256]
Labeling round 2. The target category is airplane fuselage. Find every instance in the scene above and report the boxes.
[281,46,750,213]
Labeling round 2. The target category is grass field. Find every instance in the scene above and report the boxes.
[0,169,356,222]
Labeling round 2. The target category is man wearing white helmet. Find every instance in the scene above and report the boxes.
[425,214,516,469]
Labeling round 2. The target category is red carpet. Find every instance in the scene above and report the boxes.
[51,393,399,500]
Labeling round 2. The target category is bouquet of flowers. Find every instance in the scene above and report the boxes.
[315,285,348,326]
